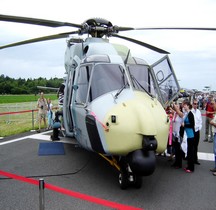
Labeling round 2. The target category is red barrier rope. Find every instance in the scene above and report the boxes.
[0,109,38,116]
[0,170,143,210]
[0,170,38,185]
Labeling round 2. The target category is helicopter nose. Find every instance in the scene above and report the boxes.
[104,94,169,155]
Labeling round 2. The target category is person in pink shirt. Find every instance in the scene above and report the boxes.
[204,95,215,142]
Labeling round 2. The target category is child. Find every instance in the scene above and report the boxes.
[47,98,53,129]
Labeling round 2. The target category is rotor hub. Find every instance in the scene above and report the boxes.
[79,18,116,37]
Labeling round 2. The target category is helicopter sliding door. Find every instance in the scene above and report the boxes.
[72,64,92,149]
[63,71,74,136]
[150,55,180,107]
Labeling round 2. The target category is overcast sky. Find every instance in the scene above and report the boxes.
[0,0,216,91]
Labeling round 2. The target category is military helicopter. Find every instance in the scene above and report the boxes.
[1,14,209,189]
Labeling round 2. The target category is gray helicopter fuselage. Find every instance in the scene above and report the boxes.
[63,37,170,157]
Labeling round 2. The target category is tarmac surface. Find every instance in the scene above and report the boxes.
[0,114,216,210]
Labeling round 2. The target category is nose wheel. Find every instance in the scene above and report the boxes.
[98,154,143,189]
[118,170,128,190]
[133,174,142,189]
[118,159,143,190]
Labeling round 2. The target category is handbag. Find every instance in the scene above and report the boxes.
[181,131,187,154]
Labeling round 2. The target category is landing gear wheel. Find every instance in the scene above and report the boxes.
[133,175,142,189]
[118,158,129,190]
[118,170,128,190]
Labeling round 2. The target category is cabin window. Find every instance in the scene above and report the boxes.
[75,65,92,104]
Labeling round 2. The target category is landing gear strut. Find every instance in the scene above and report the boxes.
[98,151,154,190]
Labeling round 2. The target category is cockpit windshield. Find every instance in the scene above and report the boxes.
[90,64,129,100]
[75,63,130,104]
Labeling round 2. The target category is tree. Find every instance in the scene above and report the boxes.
[0,75,63,94]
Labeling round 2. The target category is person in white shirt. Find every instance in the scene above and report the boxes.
[170,103,184,168]
[191,99,202,165]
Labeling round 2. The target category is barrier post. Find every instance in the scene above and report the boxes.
[39,178,45,210]
[32,110,35,130]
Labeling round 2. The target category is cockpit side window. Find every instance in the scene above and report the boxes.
[150,56,180,106]
[128,64,156,96]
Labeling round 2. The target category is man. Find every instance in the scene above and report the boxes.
[56,82,65,132]
[191,99,202,165]
[204,95,215,142]
[57,82,65,108]
[210,106,216,175]
[37,92,47,132]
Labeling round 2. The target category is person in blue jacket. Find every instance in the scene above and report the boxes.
[183,101,195,173]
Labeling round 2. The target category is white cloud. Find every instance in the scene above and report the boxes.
[0,0,216,91]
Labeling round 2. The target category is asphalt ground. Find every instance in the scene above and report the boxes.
[0,114,216,210]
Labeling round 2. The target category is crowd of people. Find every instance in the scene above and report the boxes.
[36,92,54,132]
[36,83,65,133]
[167,95,216,175]
[36,88,216,175]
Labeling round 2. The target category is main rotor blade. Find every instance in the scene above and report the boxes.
[37,86,59,91]
[116,26,134,32]
[0,14,81,28]
[112,34,169,54]
[135,27,216,31]
[0,31,79,49]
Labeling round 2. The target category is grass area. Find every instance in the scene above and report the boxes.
[0,94,57,103]
[0,120,39,137]
[0,95,58,137]
[0,110,40,137]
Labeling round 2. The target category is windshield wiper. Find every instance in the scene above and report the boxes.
[114,66,129,99]
[114,84,126,99]
[130,74,154,98]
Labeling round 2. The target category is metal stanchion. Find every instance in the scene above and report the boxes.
[31,110,36,132]
[32,110,34,130]
[39,178,45,210]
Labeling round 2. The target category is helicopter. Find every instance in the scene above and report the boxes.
[1,14,211,189]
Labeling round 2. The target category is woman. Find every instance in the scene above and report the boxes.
[183,101,195,173]
[171,103,184,168]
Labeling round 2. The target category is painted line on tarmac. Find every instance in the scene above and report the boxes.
[30,132,76,144]
[0,136,29,145]
[0,131,51,146]
[0,132,214,161]
[0,131,75,145]
[198,152,214,161]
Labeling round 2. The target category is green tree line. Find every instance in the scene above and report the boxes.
[0,74,63,94]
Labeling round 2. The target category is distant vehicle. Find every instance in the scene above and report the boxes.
[179,89,190,98]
